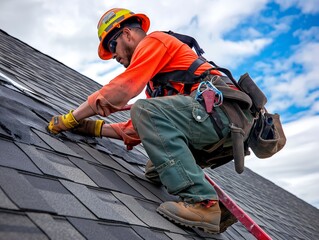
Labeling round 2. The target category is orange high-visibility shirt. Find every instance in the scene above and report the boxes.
[88,31,220,146]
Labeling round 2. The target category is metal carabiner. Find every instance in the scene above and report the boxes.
[195,81,223,107]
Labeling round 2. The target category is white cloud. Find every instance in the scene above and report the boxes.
[204,38,272,67]
[275,0,319,14]
[294,26,319,42]
[80,60,125,86]
[254,28,319,119]
[0,0,272,77]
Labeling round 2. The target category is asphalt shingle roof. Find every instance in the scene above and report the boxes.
[0,29,318,240]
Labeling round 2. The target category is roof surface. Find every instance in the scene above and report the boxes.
[0,29,318,240]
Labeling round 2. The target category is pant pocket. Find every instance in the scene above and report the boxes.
[156,159,194,195]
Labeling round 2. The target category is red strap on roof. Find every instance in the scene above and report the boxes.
[205,173,272,240]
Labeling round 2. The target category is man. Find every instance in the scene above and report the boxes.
[48,8,243,233]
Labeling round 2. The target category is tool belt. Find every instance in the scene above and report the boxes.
[192,73,286,173]
[191,74,254,173]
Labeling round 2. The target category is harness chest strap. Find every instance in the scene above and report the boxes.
[147,57,207,97]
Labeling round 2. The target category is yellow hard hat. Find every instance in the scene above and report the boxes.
[97,8,150,60]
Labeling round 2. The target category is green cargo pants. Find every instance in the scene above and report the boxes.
[131,95,230,203]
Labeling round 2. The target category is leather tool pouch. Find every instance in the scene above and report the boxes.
[249,112,286,158]
[238,73,286,158]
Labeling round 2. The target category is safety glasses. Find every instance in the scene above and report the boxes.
[108,30,123,53]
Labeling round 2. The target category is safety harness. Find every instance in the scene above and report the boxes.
[147,31,255,173]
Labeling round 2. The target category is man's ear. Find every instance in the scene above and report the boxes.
[122,27,132,41]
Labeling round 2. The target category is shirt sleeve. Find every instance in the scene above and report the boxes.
[87,35,174,117]
[109,119,141,146]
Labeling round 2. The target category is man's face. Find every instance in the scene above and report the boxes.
[108,29,135,68]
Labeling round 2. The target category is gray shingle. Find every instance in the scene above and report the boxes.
[164,232,194,240]
[63,141,99,163]
[23,174,96,219]
[0,188,18,210]
[0,167,55,212]
[0,212,48,240]
[0,138,42,174]
[67,217,143,240]
[132,226,171,240]
[17,143,97,186]
[116,171,161,203]
[136,178,180,203]
[78,143,130,173]
[112,191,187,234]
[32,129,80,157]
[60,179,146,226]
[27,213,85,240]
[111,155,148,179]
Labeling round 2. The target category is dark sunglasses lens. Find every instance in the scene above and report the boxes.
[109,40,117,53]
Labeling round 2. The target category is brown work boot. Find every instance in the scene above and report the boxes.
[157,200,221,233]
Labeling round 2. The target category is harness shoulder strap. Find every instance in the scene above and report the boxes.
[165,31,205,56]
[188,57,206,73]
[208,60,242,91]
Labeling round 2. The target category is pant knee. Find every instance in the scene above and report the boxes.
[131,99,157,126]
[131,99,145,125]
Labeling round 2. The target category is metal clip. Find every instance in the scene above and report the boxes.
[195,81,223,113]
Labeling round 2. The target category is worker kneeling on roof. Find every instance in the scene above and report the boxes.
[47,8,254,234]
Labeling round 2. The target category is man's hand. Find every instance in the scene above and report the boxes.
[72,119,105,137]
[47,110,79,134]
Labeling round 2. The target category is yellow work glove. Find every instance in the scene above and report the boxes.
[72,119,105,137]
[47,110,79,134]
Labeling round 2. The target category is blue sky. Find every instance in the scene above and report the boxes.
[0,0,318,208]
[229,2,319,122]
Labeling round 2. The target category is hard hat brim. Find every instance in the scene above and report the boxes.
[98,13,150,60]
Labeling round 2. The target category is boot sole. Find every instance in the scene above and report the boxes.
[157,205,220,234]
